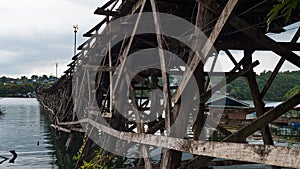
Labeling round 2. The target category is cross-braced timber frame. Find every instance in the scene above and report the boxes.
[37,0,300,168]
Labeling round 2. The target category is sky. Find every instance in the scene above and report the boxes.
[0,0,299,78]
[0,0,105,78]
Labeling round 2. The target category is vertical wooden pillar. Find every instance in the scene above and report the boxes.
[192,0,212,154]
[192,64,206,141]
[243,50,280,169]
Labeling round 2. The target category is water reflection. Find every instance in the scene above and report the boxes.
[0,98,58,169]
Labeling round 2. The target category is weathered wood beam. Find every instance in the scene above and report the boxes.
[215,41,300,51]
[225,91,300,141]
[94,8,119,17]
[100,0,118,10]
[173,0,240,103]
[200,60,259,104]
[260,58,285,98]
[244,51,274,145]
[112,0,146,98]
[50,124,85,133]
[84,0,120,37]
[243,50,279,169]
[130,0,144,14]
[83,19,106,37]
[229,15,300,68]
[149,0,180,168]
[224,50,241,71]
[81,65,117,72]
[77,117,300,168]
[183,91,300,168]
[261,27,300,98]
[127,74,153,169]
[291,27,300,43]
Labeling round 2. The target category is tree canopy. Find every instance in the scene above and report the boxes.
[227,70,300,101]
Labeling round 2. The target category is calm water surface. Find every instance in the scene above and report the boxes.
[0,98,298,169]
[0,98,58,169]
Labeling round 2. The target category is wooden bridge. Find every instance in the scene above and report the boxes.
[37,0,300,168]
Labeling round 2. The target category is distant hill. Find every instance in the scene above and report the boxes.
[227,70,300,101]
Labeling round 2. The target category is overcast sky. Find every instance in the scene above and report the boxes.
[0,0,105,78]
[0,0,299,78]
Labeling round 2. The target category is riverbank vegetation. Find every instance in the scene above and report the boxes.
[227,70,300,101]
[0,75,57,97]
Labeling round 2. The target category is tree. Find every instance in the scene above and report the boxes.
[31,75,38,80]
[0,76,7,83]
[285,85,300,99]
[267,0,299,30]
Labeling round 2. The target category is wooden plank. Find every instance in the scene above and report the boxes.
[50,124,85,133]
[81,65,117,72]
[243,51,275,145]
[126,74,153,169]
[215,41,300,51]
[130,0,144,14]
[261,27,300,98]
[200,60,259,103]
[229,15,300,68]
[291,27,300,43]
[173,0,240,103]
[100,0,118,10]
[184,91,300,168]
[94,8,119,17]
[77,117,300,168]
[112,0,146,98]
[224,50,241,71]
[260,58,285,98]
[149,0,178,168]
[225,92,300,141]
[243,51,278,169]
[83,19,106,37]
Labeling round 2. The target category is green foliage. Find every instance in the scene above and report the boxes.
[73,135,110,169]
[267,0,299,31]
[227,70,300,101]
[0,75,55,96]
[80,150,110,169]
[285,85,300,99]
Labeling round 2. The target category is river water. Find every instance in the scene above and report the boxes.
[0,98,58,169]
[0,98,299,169]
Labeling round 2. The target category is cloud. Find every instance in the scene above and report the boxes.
[0,0,105,78]
[0,0,298,79]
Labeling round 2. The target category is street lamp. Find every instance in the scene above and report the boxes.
[73,24,79,56]
[55,63,58,78]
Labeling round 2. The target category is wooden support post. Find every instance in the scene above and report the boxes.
[126,74,153,169]
[193,64,206,142]
[243,50,280,169]
[112,0,146,99]
[224,50,241,71]
[173,0,240,104]
[149,0,181,168]
[261,27,300,98]
[243,50,274,145]
[260,58,285,98]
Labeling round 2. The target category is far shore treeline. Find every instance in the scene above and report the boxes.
[227,70,300,101]
[0,70,299,100]
[0,75,57,97]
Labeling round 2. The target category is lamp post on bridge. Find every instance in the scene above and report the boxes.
[73,24,79,56]
[55,63,58,78]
